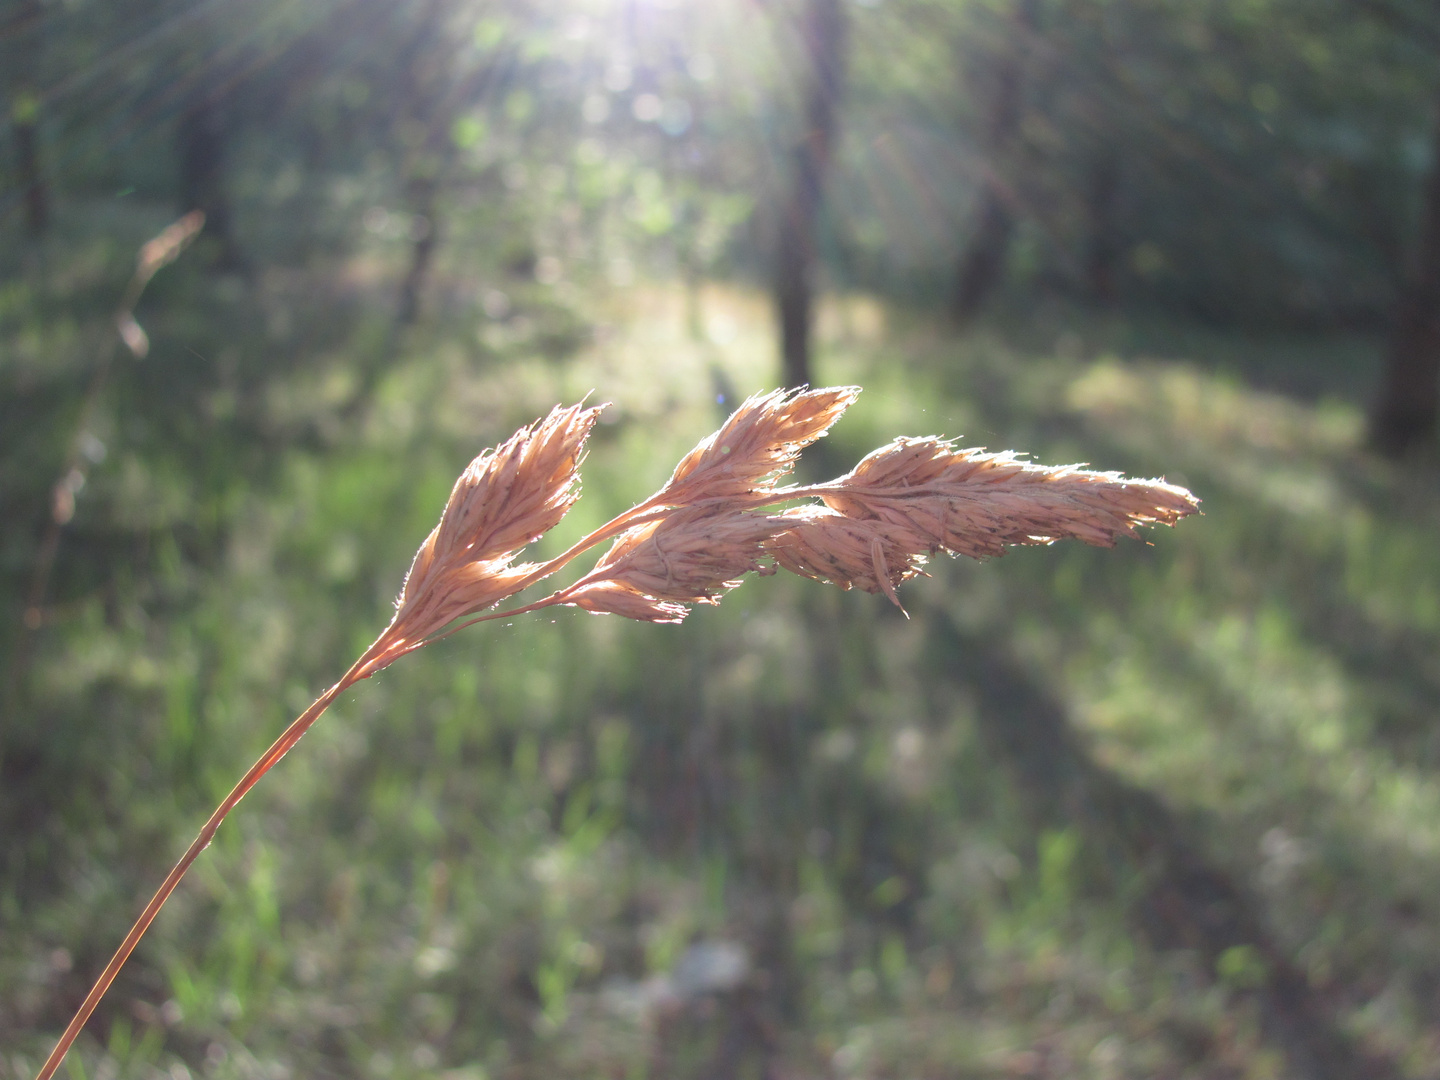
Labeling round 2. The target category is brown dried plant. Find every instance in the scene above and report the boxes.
[20,211,206,640]
[36,386,1198,1080]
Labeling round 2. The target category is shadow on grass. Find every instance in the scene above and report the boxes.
[925,604,1401,1080]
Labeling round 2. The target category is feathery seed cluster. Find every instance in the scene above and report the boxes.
[384,386,1198,636]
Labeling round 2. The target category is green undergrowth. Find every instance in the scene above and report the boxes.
[3,229,1439,1079]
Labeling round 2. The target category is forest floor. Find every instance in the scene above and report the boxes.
[3,226,1440,1079]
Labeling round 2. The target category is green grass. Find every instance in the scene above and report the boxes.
[3,226,1439,1079]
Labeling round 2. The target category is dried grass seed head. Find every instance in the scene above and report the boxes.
[564,581,692,623]
[657,386,859,504]
[564,505,783,622]
[821,437,1199,559]
[387,394,1199,637]
[393,402,604,641]
[137,210,206,282]
[765,505,928,601]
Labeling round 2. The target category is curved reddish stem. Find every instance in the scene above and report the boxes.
[35,638,394,1080]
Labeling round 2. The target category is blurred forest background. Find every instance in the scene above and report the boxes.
[4,0,1440,1077]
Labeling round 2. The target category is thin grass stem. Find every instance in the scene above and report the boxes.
[35,639,387,1080]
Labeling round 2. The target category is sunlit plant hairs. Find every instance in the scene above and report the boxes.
[36,386,1199,1080]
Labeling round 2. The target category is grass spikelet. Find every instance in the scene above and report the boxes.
[136,209,207,283]
[389,402,604,653]
[765,505,928,605]
[657,385,859,503]
[561,506,782,621]
[818,436,1200,559]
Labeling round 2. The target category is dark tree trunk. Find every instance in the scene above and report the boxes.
[950,0,1038,325]
[390,0,460,328]
[8,0,48,237]
[1085,151,1120,305]
[1369,90,1440,456]
[396,178,438,326]
[951,188,1015,323]
[775,0,847,390]
[179,95,244,270]
[14,109,47,237]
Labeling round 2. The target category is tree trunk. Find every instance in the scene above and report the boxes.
[396,178,438,326]
[949,0,1038,325]
[390,0,459,328]
[8,0,48,237]
[775,0,847,390]
[951,189,1015,323]
[1369,90,1440,456]
[179,95,244,270]
[1085,151,1120,306]
[14,106,47,237]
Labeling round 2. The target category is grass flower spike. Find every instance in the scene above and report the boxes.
[656,385,859,504]
[387,402,603,657]
[562,506,784,622]
[765,505,924,608]
[37,386,1198,1080]
[818,436,1199,558]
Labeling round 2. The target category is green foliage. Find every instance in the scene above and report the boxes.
[3,233,1439,1074]
[10,0,1433,327]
